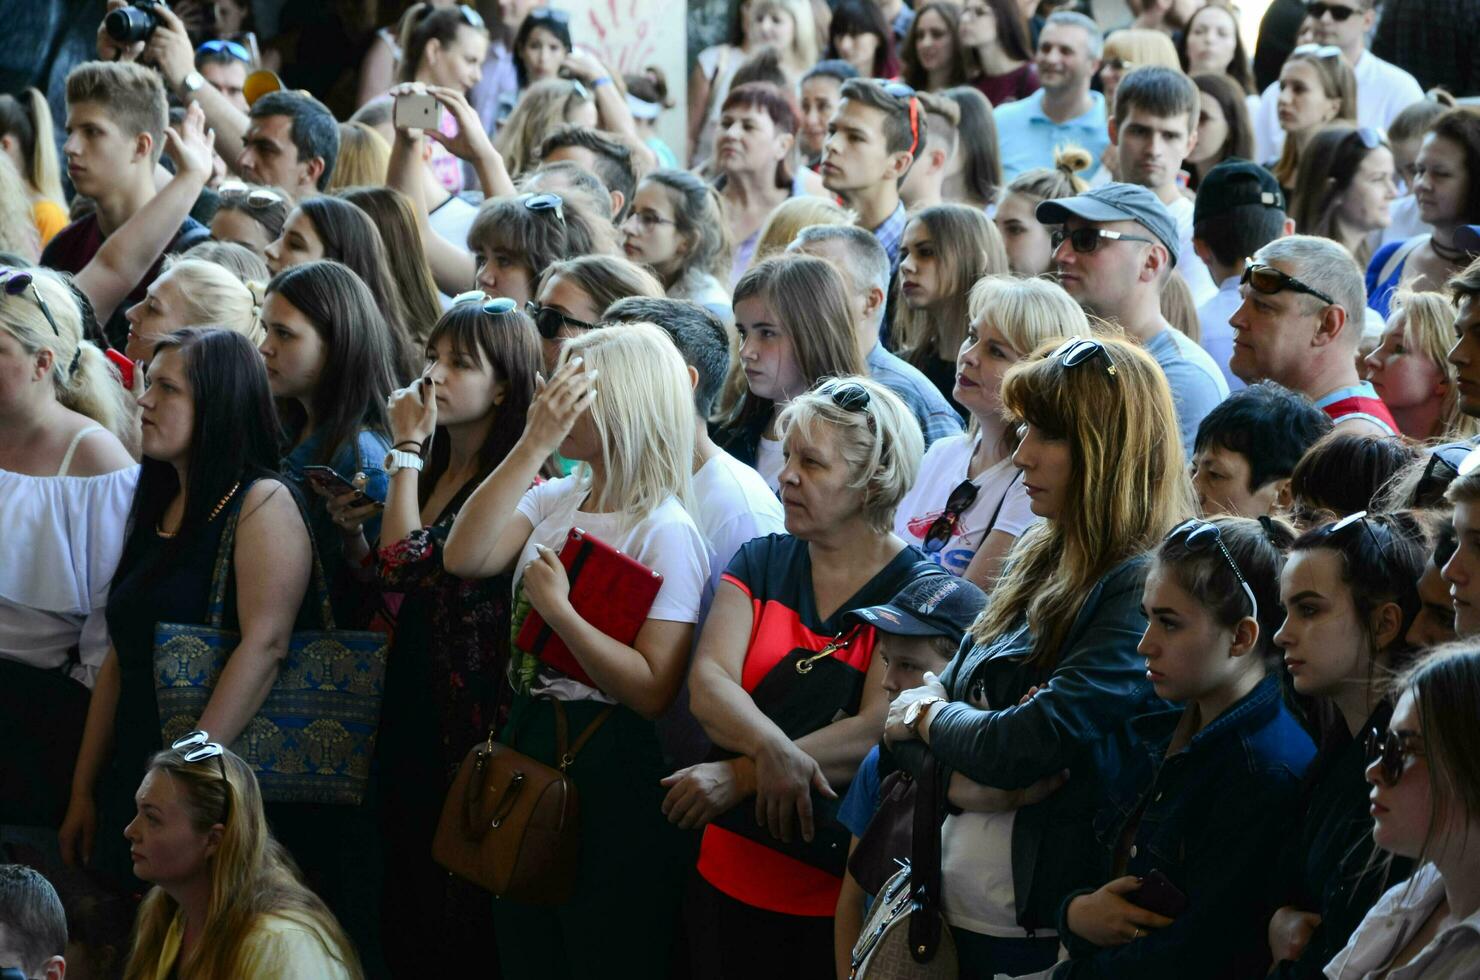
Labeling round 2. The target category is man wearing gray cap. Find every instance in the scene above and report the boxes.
[1037,182,1228,458]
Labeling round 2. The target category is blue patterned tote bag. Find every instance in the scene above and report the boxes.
[152,501,389,805]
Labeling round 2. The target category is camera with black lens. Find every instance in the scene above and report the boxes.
[104,0,170,43]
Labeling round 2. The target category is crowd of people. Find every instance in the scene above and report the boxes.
[2,0,1480,977]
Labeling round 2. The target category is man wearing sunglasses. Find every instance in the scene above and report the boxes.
[993,11,1108,182]
[1251,0,1420,162]
[1228,235,1399,437]
[1038,182,1228,458]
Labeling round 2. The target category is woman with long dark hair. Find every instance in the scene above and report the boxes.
[827,0,900,79]
[959,0,1038,106]
[900,1,971,92]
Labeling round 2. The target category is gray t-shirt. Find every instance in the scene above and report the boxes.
[1143,327,1230,459]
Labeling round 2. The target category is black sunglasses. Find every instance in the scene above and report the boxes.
[523,192,565,223]
[922,479,979,554]
[1241,263,1338,307]
[0,267,80,376]
[525,301,596,340]
[171,730,232,825]
[825,379,877,433]
[1304,3,1359,22]
[1052,226,1156,255]
[1051,336,1117,377]
[875,80,920,158]
[1167,519,1259,621]
[1365,725,1425,786]
[1412,445,1470,508]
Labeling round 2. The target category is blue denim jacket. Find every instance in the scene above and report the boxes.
[1051,674,1316,979]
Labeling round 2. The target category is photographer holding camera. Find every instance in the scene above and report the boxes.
[0,865,65,980]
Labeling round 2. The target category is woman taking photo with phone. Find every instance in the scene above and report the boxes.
[882,335,1194,978]
[1265,511,1429,979]
[1049,517,1316,979]
[372,295,542,975]
[441,322,709,978]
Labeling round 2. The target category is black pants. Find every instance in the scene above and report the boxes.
[687,872,835,979]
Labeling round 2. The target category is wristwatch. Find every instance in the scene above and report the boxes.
[384,449,424,475]
[903,696,945,739]
[180,70,205,96]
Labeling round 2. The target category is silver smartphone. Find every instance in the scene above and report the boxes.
[393,92,439,130]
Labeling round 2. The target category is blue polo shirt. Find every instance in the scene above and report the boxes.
[993,89,1109,183]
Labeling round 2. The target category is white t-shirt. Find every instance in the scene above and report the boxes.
[1166,195,1218,307]
[692,451,785,596]
[1253,50,1425,163]
[1381,194,1430,247]
[755,436,784,491]
[892,434,1037,579]
[513,475,710,702]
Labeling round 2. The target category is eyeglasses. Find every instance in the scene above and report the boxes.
[1412,444,1470,508]
[217,180,284,208]
[1051,336,1117,377]
[1051,226,1156,255]
[0,267,78,375]
[522,192,565,224]
[1167,519,1259,621]
[171,730,232,825]
[1303,3,1360,22]
[876,80,920,158]
[525,301,596,340]
[1290,43,1345,59]
[1365,726,1425,786]
[197,38,253,63]
[528,7,571,24]
[822,379,877,433]
[452,291,518,315]
[1240,262,1338,307]
[625,209,676,231]
[922,479,979,554]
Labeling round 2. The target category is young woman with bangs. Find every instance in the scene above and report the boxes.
[882,335,1196,978]
[442,323,711,977]
[460,191,617,306]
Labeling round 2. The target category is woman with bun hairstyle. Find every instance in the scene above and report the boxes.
[1052,517,1317,978]
[1326,640,1480,979]
[0,267,135,835]
[120,743,361,979]
[0,89,68,245]
[1264,510,1429,979]
[123,258,266,363]
[620,169,736,319]
[993,147,1093,276]
[883,335,1194,976]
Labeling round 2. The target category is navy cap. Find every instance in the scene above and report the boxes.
[843,573,987,642]
[1455,225,1480,254]
[1036,182,1180,267]
[1192,159,1286,226]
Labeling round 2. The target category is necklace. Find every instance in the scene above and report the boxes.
[1429,233,1472,263]
[156,481,242,539]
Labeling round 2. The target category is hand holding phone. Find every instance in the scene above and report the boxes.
[303,465,382,510]
[1126,869,1189,919]
[394,90,440,131]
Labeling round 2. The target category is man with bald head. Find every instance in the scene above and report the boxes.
[1228,235,1398,436]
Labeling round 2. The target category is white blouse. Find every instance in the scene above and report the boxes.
[0,463,139,687]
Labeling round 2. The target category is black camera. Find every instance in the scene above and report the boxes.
[104,0,170,43]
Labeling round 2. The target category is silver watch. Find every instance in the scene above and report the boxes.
[181,70,205,95]
[384,449,424,475]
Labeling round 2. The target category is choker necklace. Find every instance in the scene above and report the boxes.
[1429,234,1473,263]
[157,481,242,539]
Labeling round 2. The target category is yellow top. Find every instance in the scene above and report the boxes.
[144,910,356,980]
[32,198,68,247]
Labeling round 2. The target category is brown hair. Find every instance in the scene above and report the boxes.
[1271,50,1357,188]
[64,60,167,162]
[900,2,970,91]
[337,185,443,346]
[893,204,1009,367]
[721,82,802,189]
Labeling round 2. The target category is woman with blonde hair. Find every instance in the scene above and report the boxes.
[749,195,855,264]
[443,323,711,977]
[123,258,266,362]
[0,88,68,245]
[0,154,38,261]
[1365,289,1480,442]
[894,203,1010,403]
[1100,29,1181,113]
[181,240,271,286]
[1269,47,1357,191]
[715,254,866,488]
[893,275,1088,589]
[883,334,1195,976]
[120,740,360,979]
[993,146,1094,276]
[495,79,598,179]
[326,122,391,192]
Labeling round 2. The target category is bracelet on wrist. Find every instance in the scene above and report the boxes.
[591,76,613,89]
[392,439,423,452]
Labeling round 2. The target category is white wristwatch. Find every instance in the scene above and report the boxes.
[180,70,205,96]
[384,449,424,475]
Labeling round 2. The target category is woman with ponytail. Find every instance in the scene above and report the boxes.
[0,88,68,246]
[0,266,136,838]
[992,147,1094,277]
[123,258,266,363]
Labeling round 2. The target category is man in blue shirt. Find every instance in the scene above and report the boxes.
[993,11,1109,182]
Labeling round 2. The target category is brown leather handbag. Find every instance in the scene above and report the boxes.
[432,698,613,906]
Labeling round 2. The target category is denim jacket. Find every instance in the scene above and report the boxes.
[894,554,1162,931]
[1050,674,1316,979]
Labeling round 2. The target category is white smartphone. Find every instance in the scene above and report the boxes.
[393,92,440,130]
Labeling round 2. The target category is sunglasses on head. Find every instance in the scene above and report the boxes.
[1365,725,1424,786]
[1291,43,1345,59]
[171,730,232,825]
[1052,226,1156,255]
[197,38,253,63]
[1240,262,1338,306]
[823,379,877,433]
[922,478,979,554]
[1303,3,1360,22]
[1051,336,1117,377]
[1167,519,1259,621]
[0,267,78,375]
[217,179,283,207]
[1412,444,1470,508]
[1103,57,1135,72]
[875,80,920,158]
[1313,510,1398,574]
[525,301,595,340]
[1346,126,1384,151]
[452,291,518,316]
[522,192,565,224]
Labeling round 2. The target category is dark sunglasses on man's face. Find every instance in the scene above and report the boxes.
[1240,262,1338,307]
[1051,226,1155,255]
[1305,2,1360,22]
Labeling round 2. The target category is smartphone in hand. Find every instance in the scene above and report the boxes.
[393,91,439,130]
[1126,869,1189,919]
[302,465,383,509]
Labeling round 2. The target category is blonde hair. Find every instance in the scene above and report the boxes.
[1160,271,1200,344]
[1390,289,1480,441]
[159,258,266,346]
[755,0,820,76]
[1271,50,1358,187]
[970,336,1194,664]
[777,376,924,533]
[893,204,1009,368]
[0,269,130,443]
[967,274,1089,357]
[0,154,39,261]
[122,749,362,980]
[557,322,696,519]
[750,196,856,266]
[1005,146,1093,204]
[496,79,594,178]
[326,122,389,191]
[1103,28,1182,72]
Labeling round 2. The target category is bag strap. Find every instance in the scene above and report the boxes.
[552,699,616,772]
[907,758,947,963]
[203,499,245,628]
